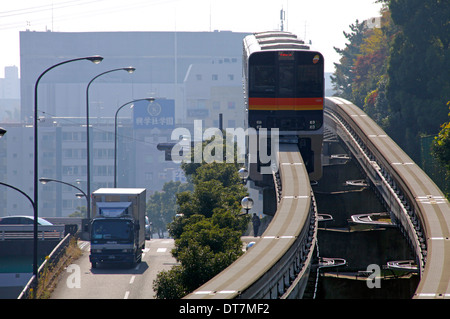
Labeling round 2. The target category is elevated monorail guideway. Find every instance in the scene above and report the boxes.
[324,97,450,299]
[186,143,317,299]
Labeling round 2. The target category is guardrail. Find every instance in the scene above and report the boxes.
[0,225,65,240]
[17,232,72,299]
[325,97,450,299]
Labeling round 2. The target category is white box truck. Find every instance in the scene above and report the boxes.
[89,188,146,268]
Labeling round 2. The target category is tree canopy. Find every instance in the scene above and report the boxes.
[386,0,450,160]
[153,139,249,298]
[332,0,450,195]
[146,181,192,238]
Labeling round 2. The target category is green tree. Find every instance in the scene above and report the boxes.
[385,0,450,161]
[332,0,449,194]
[147,181,192,238]
[331,19,368,99]
[69,206,86,218]
[153,138,249,298]
[432,103,450,171]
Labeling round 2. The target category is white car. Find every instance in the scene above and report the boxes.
[0,215,53,225]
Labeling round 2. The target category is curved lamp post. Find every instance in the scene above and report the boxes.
[39,177,88,202]
[114,97,155,187]
[33,55,103,292]
[85,67,135,218]
[0,182,35,214]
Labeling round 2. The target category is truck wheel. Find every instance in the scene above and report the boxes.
[91,262,97,269]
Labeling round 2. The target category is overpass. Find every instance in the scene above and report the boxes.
[0,224,66,298]
[186,97,450,299]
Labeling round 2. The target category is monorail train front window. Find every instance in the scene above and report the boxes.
[296,52,324,98]
[297,65,323,97]
[249,51,323,98]
[249,52,276,96]
[279,64,294,97]
[250,65,276,94]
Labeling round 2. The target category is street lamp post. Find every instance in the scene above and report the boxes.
[114,97,154,187]
[33,55,103,292]
[85,67,135,218]
[39,177,89,202]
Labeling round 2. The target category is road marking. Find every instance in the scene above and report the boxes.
[124,291,130,299]
[78,241,89,250]
[129,276,135,284]
[157,248,167,253]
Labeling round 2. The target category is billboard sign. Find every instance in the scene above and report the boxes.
[133,99,175,129]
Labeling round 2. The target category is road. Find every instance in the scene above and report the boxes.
[51,238,177,299]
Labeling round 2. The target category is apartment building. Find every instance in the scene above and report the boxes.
[0,30,249,217]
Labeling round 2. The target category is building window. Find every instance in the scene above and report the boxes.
[63,199,76,209]
[158,172,167,180]
[63,166,78,176]
[228,102,236,109]
[228,74,234,81]
[196,74,202,80]
[94,165,113,176]
[212,74,218,81]
[145,155,153,163]
[198,100,206,109]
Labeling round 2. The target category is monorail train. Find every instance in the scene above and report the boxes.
[243,31,324,184]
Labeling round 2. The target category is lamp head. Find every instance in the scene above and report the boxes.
[124,67,136,74]
[241,196,254,210]
[0,127,6,138]
[39,177,50,185]
[238,167,249,180]
[86,55,104,64]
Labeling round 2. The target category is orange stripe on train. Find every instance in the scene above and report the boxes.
[248,97,323,111]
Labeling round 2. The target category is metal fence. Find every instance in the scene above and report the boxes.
[0,225,65,241]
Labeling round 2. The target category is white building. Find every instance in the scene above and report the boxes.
[0,66,20,122]
[0,30,250,217]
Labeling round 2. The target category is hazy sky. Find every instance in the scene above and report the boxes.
[0,0,383,76]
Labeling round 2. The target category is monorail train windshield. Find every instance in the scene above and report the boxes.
[249,51,324,98]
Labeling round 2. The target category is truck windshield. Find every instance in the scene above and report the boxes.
[91,219,133,243]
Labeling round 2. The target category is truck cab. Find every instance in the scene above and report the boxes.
[89,188,146,268]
